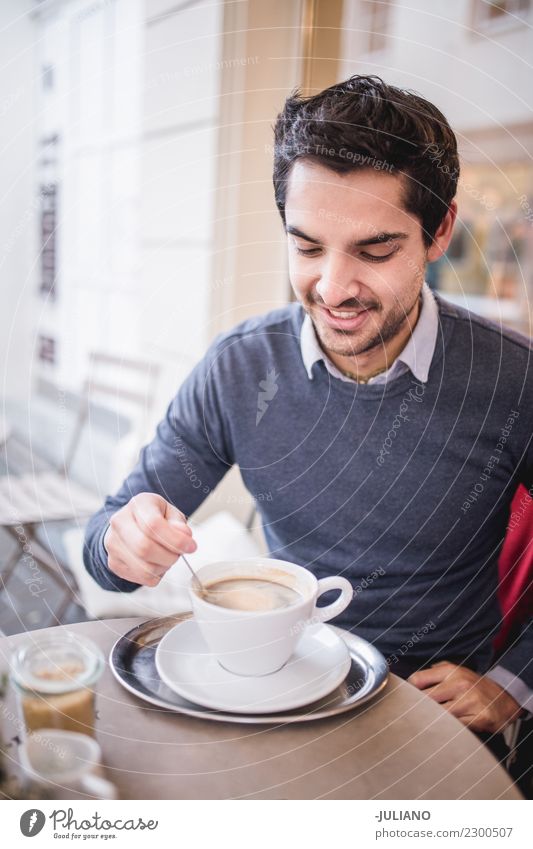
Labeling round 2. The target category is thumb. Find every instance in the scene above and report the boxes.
[163,500,189,527]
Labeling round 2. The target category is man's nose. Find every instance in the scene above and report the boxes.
[315,251,362,307]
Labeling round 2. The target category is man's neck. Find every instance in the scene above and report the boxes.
[326,295,422,382]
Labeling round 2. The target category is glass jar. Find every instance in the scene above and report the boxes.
[11,632,104,737]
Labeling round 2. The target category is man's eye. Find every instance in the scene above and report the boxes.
[360,249,398,263]
[294,245,321,256]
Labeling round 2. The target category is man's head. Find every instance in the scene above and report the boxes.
[272,75,458,367]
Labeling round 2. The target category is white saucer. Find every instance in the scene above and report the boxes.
[155,619,352,714]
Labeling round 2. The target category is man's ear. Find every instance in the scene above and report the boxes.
[426,200,457,262]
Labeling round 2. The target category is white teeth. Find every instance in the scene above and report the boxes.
[328,309,362,319]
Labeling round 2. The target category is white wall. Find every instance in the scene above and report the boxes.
[0,1,38,408]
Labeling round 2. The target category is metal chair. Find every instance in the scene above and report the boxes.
[0,352,159,622]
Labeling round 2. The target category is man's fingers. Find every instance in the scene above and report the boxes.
[110,552,169,587]
[443,702,485,731]
[423,683,459,703]
[443,696,477,718]
[113,518,181,568]
[408,662,456,689]
[424,677,474,703]
[130,494,196,554]
[164,501,188,524]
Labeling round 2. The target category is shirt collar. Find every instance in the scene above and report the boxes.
[300,282,439,385]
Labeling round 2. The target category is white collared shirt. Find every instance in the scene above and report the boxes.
[300,282,439,385]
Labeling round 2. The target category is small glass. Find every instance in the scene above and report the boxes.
[11,632,104,737]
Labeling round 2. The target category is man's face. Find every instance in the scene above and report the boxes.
[285,160,437,362]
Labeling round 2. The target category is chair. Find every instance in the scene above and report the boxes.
[495,484,533,653]
[0,352,160,622]
[495,484,533,798]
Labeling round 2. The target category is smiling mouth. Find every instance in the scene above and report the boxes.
[315,304,377,332]
[326,307,368,318]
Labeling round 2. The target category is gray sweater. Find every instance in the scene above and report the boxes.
[84,296,533,689]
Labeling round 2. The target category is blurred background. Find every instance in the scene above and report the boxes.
[1,0,532,632]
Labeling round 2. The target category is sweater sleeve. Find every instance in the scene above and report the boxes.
[488,618,533,704]
[83,337,234,591]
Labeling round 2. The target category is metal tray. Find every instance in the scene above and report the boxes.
[109,612,389,725]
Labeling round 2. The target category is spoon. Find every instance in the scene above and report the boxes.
[181,553,208,600]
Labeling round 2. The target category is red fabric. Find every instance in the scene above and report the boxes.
[495,485,533,653]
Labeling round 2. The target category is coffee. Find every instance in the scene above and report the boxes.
[202,577,301,612]
[21,686,96,737]
[11,634,103,739]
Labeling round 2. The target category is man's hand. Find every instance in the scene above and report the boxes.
[104,492,197,587]
[408,661,523,733]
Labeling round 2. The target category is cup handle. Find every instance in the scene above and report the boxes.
[78,772,117,799]
[312,576,353,624]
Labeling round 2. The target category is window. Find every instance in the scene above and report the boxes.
[39,183,57,299]
[37,335,56,365]
[473,0,532,31]
[41,64,54,91]
[361,0,393,53]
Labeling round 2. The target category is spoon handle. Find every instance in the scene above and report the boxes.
[181,553,205,597]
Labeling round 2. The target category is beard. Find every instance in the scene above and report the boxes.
[308,288,421,359]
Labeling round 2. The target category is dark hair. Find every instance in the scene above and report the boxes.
[273,75,459,248]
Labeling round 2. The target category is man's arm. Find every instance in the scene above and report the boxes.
[407,605,532,733]
[486,618,533,714]
[83,338,234,591]
[409,444,533,730]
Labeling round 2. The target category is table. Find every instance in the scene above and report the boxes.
[0,619,523,800]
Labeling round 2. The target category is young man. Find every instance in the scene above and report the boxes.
[84,76,532,743]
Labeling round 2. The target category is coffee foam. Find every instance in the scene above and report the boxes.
[201,576,302,612]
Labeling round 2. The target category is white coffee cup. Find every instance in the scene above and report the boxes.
[188,558,353,676]
[19,729,117,799]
